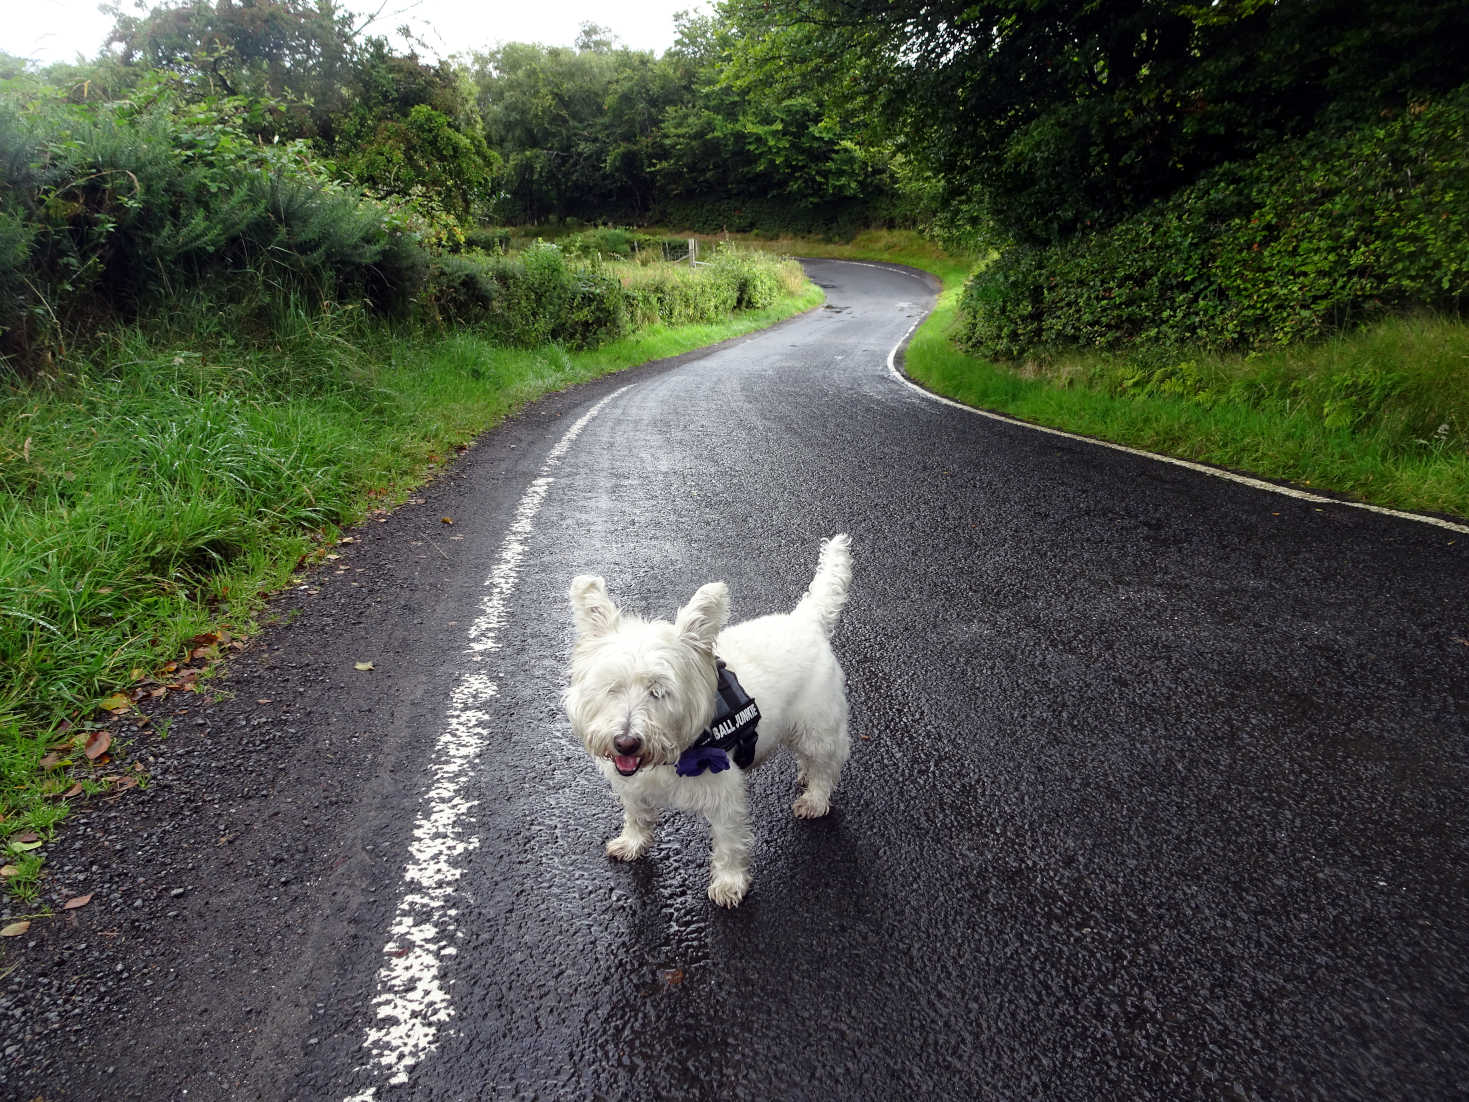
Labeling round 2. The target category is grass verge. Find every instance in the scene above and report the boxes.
[0,273,821,901]
[694,228,1469,523]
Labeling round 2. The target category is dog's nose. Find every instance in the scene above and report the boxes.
[613,734,642,755]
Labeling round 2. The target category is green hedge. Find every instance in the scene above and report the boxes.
[425,243,793,347]
[0,96,436,370]
[958,85,1469,359]
[649,197,886,239]
[555,227,690,262]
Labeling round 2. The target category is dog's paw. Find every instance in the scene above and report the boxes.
[792,792,831,818]
[707,871,749,908]
[605,834,648,861]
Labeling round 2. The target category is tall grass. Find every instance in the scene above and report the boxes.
[904,268,1469,520]
[0,273,821,894]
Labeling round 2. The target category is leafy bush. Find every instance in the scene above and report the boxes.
[650,197,886,239]
[424,243,797,345]
[566,267,629,346]
[958,85,1469,359]
[556,228,696,263]
[0,88,812,371]
[621,265,738,328]
[424,244,627,347]
[461,226,511,253]
[424,252,502,324]
[702,245,781,310]
[0,89,431,370]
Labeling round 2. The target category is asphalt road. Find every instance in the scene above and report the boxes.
[3,259,1468,1101]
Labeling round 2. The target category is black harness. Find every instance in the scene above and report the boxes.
[675,660,761,777]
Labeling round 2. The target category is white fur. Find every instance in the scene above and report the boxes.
[564,535,853,907]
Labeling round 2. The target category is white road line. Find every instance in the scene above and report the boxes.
[882,308,1469,537]
[346,385,631,1101]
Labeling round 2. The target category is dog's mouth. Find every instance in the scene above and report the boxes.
[612,753,643,776]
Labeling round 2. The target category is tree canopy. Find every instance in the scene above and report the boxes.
[720,0,1469,244]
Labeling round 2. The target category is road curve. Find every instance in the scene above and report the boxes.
[3,259,1467,1101]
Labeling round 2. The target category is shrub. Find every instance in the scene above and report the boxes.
[424,244,630,348]
[709,246,784,310]
[0,91,431,371]
[649,197,885,239]
[461,226,511,253]
[425,253,502,324]
[957,85,1469,359]
[566,266,629,347]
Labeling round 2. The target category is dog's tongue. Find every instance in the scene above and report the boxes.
[613,754,641,775]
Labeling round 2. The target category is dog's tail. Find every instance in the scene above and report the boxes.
[795,534,852,638]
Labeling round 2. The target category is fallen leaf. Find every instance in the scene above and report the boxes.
[12,831,39,844]
[441,516,454,525]
[99,693,131,713]
[0,865,19,878]
[257,698,273,704]
[60,783,84,799]
[354,661,375,672]
[190,644,220,661]
[664,968,685,986]
[38,753,62,770]
[1,921,30,937]
[9,841,41,853]
[63,893,93,910]
[84,730,112,760]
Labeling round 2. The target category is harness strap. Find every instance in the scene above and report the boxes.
[675,660,761,777]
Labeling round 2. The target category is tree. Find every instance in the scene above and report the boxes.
[721,0,1469,245]
[651,11,890,212]
[331,43,497,215]
[105,0,358,132]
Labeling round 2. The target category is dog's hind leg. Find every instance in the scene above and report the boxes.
[706,787,754,907]
[791,715,850,819]
[606,796,658,861]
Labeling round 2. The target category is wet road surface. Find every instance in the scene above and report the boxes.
[3,259,1468,1100]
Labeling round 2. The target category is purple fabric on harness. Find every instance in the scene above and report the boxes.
[675,745,731,777]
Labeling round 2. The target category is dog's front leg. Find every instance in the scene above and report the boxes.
[606,795,657,861]
[706,783,754,907]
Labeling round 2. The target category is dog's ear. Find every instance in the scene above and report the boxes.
[569,575,620,639]
[674,581,729,653]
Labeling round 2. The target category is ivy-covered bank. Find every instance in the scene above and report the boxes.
[958,87,1469,360]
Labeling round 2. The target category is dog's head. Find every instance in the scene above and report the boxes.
[563,575,728,777]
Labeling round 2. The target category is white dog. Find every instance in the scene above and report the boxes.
[564,535,852,907]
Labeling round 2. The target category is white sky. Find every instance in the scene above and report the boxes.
[2,0,711,65]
